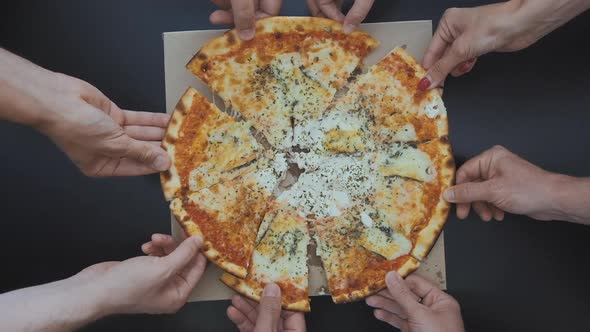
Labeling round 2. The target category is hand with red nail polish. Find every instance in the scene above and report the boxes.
[209,0,283,40]
[366,272,464,332]
[422,0,590,89]
[444,145,590,224]
[306,0,374,33]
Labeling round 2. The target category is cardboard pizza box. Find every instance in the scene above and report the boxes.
[163,20,447,303]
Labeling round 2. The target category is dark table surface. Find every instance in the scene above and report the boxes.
[2,1,590,331]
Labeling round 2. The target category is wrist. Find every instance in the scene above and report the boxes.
[549,174,590,224]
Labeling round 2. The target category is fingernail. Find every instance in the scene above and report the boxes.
[343,23,356,34]
[459,62,471,73]
[192,236,202,246]
[417,76,431,91]
[153,155,168,171]
[237,28,255,40]
[443,188,455,202]
[263,283,280,297]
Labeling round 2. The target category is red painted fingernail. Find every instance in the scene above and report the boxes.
[417,77,431,91]
[459,62,471,73]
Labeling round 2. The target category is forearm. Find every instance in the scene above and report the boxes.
[0,48,59,129]
[551,174,590,225]
[0,277,108,332]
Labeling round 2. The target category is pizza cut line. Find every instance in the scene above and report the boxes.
[161,17,455,312]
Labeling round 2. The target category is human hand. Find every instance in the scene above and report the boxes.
[227,284,306,332]
[366,272,464,332]
[76,235,206,315]
[209,0,283,40]
[420,0,590,90]
[443,145,573,222]
[306,0,374,33]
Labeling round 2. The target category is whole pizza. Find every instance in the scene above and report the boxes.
[161,17,454,312]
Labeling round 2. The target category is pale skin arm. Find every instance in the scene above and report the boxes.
[0,48,171,176]
[444,145,590,225]
[419,0,590,90]
[0,235,206,332]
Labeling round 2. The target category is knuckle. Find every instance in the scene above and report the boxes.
[442,7,460,20]
[491,145,507,153]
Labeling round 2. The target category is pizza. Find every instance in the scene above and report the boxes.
[161,17,454,312]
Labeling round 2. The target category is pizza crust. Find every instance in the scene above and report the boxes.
[331,255,420,304]
[220,273,311,312]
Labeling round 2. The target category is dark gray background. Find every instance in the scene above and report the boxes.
[1,1,589,331]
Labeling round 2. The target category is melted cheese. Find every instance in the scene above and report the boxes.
[279,153,375,218]
[376,143,436,183]
[251,209,309,286]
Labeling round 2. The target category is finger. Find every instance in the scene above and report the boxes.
[422,25,449,70]
[232,295,258,324]
[260,0,282,16]
[94,157,167,177]
[227,305,256,331]
[164,236,203,273]
[374,309,405,329]
[113,135,170,172]
[376,288,420,303]
[419,35,474,90]
[365,295,407,319]
[141,242,166,256]
[443,180,497,204]
[317,0,345,22]
[456,203,471,220]
[283,312,306,331]
[231,0,256,40]
[122,110,170,128]
[473,201,493,222]
[405,274,437,299]
[490,204,505,221]
[450,57,477,77]
[343,0,374,33]
[124,125,166,141]
[210,9,235,25]
[151,233,178,255]
[384,271,422,313]
[178,253,207,295]
[254,284,282,330]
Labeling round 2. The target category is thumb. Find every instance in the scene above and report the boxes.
[443,181,495,203]
[231,0,256,40]
[343,0,374,33]
[254,283,282,332]
[164,236,203,273]
[419,39,472,90]
[385,271,421,313]
[116,135,170,171]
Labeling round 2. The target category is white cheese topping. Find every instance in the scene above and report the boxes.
[360,212,374,227]
[423,96,444,119]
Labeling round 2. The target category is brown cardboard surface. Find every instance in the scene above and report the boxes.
[163,20,447,303]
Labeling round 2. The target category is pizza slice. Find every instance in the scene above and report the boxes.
[221,206,311,312]
[161,87,261,200]
[374,138,454,260]
[312,211,420,303]
[186,17,378,150]
[170,153,287,278]
[332,46,448,147]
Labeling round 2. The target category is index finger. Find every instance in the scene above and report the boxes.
[317,0,345,22]
[122,110,170,128]
[456,148,494,184]
[405,274,437,299]
[422,23,450,69]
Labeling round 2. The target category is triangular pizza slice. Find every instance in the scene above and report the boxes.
[312,210,419,303]
[221,206,311,312]
[170,153,287,278]
[374,138,454,260]
[161,87,261,200]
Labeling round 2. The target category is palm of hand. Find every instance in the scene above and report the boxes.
[405,293,462,332]
[41,77,170,177]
